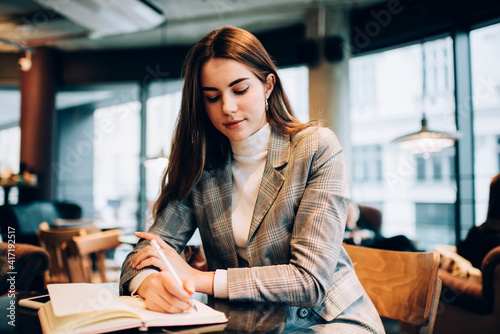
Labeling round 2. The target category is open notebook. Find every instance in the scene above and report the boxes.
[38,283,228,334]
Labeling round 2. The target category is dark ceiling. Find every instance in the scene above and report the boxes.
[0,0,385,53]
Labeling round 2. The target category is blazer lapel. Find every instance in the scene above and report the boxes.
[248,129,290,241]
[201,158,239,268]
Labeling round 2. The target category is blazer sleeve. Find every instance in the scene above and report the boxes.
[227,128,350,307]
[119,197,197,295]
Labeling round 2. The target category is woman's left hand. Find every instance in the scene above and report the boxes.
[130,232,196,279]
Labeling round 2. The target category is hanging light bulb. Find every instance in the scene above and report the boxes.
[392,113,461,155]
[18,49,32,71]
[392,42,461,155]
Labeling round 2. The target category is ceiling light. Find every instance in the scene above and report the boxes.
[392,113,461,157]
[34,0,165,37]
[392,43,461,157]
[18,50,32,72]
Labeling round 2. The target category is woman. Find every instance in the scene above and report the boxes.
[458,172,500,269]
[120,26,384,332]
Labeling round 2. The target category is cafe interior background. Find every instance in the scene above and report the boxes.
[0,0,499,253]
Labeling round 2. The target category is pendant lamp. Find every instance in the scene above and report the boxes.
[392,113,461,155]
[392,43,461,157]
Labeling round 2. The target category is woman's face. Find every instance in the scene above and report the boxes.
[201,57,274,142]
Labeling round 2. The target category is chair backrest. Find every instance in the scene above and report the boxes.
[0,201,83,245]
[37,222,100,283]
[53,201,83,219]
[344,244,442,334]
[63,229,122,283]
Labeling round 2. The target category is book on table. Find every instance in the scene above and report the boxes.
[38,283,228,334]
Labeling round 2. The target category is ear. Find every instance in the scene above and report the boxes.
[264,73,275,99]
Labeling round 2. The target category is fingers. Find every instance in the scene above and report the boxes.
[133,256,167,271]
[130,245,159,269]
[166,275,194,302]
[140,272,194,313]
[130,241,192,278]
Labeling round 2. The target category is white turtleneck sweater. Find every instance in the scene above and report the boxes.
[213,123,271,298]
[230,122,271,260]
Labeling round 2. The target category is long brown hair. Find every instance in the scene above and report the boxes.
[153,26,309,219]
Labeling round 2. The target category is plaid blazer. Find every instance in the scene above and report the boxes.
[120,126,374,323]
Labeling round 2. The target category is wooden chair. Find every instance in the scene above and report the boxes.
[344,244,442,334]
[62,229,122,283]
[37,222,100,284]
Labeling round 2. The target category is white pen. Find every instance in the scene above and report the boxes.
[150,239,197,312]
[150,239,184,287]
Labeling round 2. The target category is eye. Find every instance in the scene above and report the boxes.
[234,87,248,95]
[206,95,220,103]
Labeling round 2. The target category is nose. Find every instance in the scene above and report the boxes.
[221,95,237,115]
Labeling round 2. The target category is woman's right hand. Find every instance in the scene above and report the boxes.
[132,232,216,304]
[137,272,195,313]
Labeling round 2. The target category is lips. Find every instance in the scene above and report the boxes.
[223,119,244,129]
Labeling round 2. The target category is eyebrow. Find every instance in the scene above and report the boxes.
[202,78,249,91]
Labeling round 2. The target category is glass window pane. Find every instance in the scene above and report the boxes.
[0,89,21,205]
[0,127,21,205]
[470,23,500,225]
[144,79,183,228]
[349,37,456,250]
[415,203,456,246]
[146,80,183,160]
[0,127,21,176]
[93,101,141,228]
[278,66,309,123]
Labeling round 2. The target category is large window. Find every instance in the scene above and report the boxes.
[278,65,309,123]
[54,86,141,228]
[353,145,383,183]
[349,37,457,250]
[93,100,141,228]
[144,79,183,228]
[0,127,21,176]
[0,127,21,205]
[470,22,500,225]
[415,203,456,249]
[0,89,21,205]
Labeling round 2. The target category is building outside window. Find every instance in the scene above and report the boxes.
[470,22,500,226]
[349,37,457,250]
[93,100,141,229]
[0,89,21,205]
[0,126,21,205]
[278,65,309,123]
[415,148,455,183]
[353,145,383,183]
[144,79,183,228]
[415,203,456,249]
[0,127,20,177]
